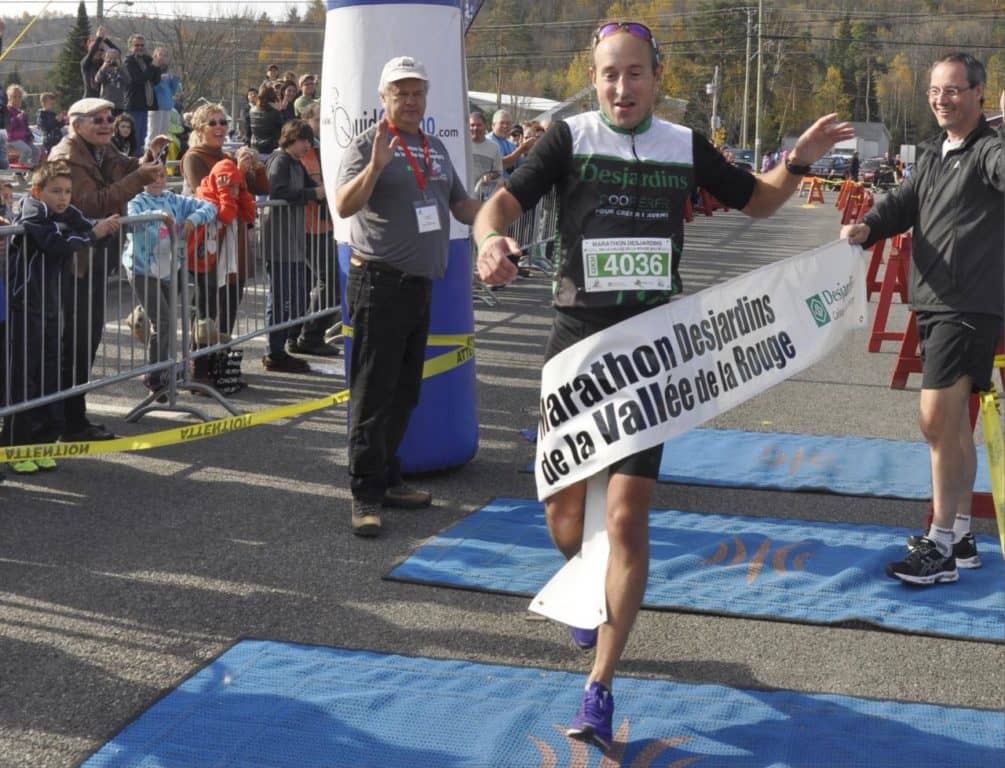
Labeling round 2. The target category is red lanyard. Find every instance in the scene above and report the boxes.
[386,122,431,191]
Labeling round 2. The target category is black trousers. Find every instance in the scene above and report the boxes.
[191,271,245,336]
[59,245,115,433]
[294,232,339,345]
[346,261,431,502]
[3,260,63,446]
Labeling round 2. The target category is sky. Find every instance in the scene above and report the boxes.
[10,1,312,23]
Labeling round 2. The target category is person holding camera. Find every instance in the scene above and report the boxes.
[81,26,121,99]
[96,47,131,115]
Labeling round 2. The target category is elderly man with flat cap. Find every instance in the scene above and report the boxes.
[48,97,169,442]
[334,56,480,537]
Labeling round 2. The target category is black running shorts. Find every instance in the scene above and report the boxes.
[916,311,1003,392]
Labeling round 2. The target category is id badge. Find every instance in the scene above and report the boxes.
[414,200,441,233]
[581,237,672,292]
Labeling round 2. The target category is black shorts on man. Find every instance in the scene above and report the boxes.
[917,310,1002,391]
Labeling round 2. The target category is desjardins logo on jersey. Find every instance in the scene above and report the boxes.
[579,158,690,191]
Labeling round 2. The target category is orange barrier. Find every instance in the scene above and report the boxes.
[889,311,922,389]
[840,188,873,224]
[865,239,886,300]
[868,233,912,353]
[856,190,875,220]
[806,177,825,204]
[840,186,864,224]
[834,179,856,210]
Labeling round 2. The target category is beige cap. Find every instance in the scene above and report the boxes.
[378,56,428,92]
[68,97,115,118]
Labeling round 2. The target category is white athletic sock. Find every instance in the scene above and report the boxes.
[926,525,954,557]
[952,513,972,542]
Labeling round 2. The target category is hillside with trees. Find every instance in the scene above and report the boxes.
[465,0,1005,150]
[2,0,1003,149]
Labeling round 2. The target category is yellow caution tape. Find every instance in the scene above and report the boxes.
[979,387,1005,558]
[3,333,475,462]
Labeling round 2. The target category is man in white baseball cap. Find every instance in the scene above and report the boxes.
[377,55,428,94]
[334,55,480,537]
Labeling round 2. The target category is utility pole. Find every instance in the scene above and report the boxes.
[231,27,238,127]
[97,1,133,24]
[495,31,503,110]
[707,65,720,140]
[754,0,763,172]
[741,7,752,148]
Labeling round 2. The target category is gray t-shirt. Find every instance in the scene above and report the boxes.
[337,124,467,279]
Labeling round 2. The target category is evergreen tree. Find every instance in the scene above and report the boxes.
[52,1,91,109]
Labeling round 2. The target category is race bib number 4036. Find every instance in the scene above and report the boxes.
[582,237,672,292]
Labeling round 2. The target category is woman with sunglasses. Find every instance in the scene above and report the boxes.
[181,103,269,388]
[474,20,853,753]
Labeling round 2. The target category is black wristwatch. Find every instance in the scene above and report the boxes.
[785,156,811,175]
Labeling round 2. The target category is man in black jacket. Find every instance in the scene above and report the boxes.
[123,33,162,156]
[842,52,1005,586]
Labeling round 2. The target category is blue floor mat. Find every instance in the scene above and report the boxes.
[659,428,990,499]
[523,428,992,499]
[82,640,1004,768]
[389,498,1004,643]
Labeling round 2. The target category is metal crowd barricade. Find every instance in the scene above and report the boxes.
[1,201,342,443]
[1,216,173,422]
[241,199,341,358]
[470,176,558,306]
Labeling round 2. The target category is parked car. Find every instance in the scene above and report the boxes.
[730,148,755,172]
[857,156,885,184]
[809,154,848,179]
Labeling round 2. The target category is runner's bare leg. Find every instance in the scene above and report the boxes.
[590,474,653,687]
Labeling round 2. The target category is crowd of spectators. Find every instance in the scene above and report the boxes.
[0,41,330,479]
[0,20,565,481]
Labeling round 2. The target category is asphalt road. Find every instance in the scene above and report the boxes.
[1,194,1002,767]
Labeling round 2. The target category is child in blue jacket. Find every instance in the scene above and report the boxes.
[122,166,217,394]
[4,161,120,473]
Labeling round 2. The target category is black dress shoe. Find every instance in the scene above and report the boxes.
[288,338,341,357]
[60,423,116,442]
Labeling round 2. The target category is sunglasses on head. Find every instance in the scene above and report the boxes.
[593,21,659,54]
[206,119,229,127]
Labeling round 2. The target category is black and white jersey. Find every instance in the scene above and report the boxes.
[506,111,756,316]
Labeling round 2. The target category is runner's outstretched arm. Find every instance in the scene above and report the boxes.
[743,113,855,218]
[473,187,524,285]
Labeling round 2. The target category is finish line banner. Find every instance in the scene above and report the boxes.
[535,239,867,500]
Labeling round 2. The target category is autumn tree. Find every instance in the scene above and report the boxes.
[814,65,852,117]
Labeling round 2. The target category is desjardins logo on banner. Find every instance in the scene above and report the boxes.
[805,275,857,327]
[805,295,831,327]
